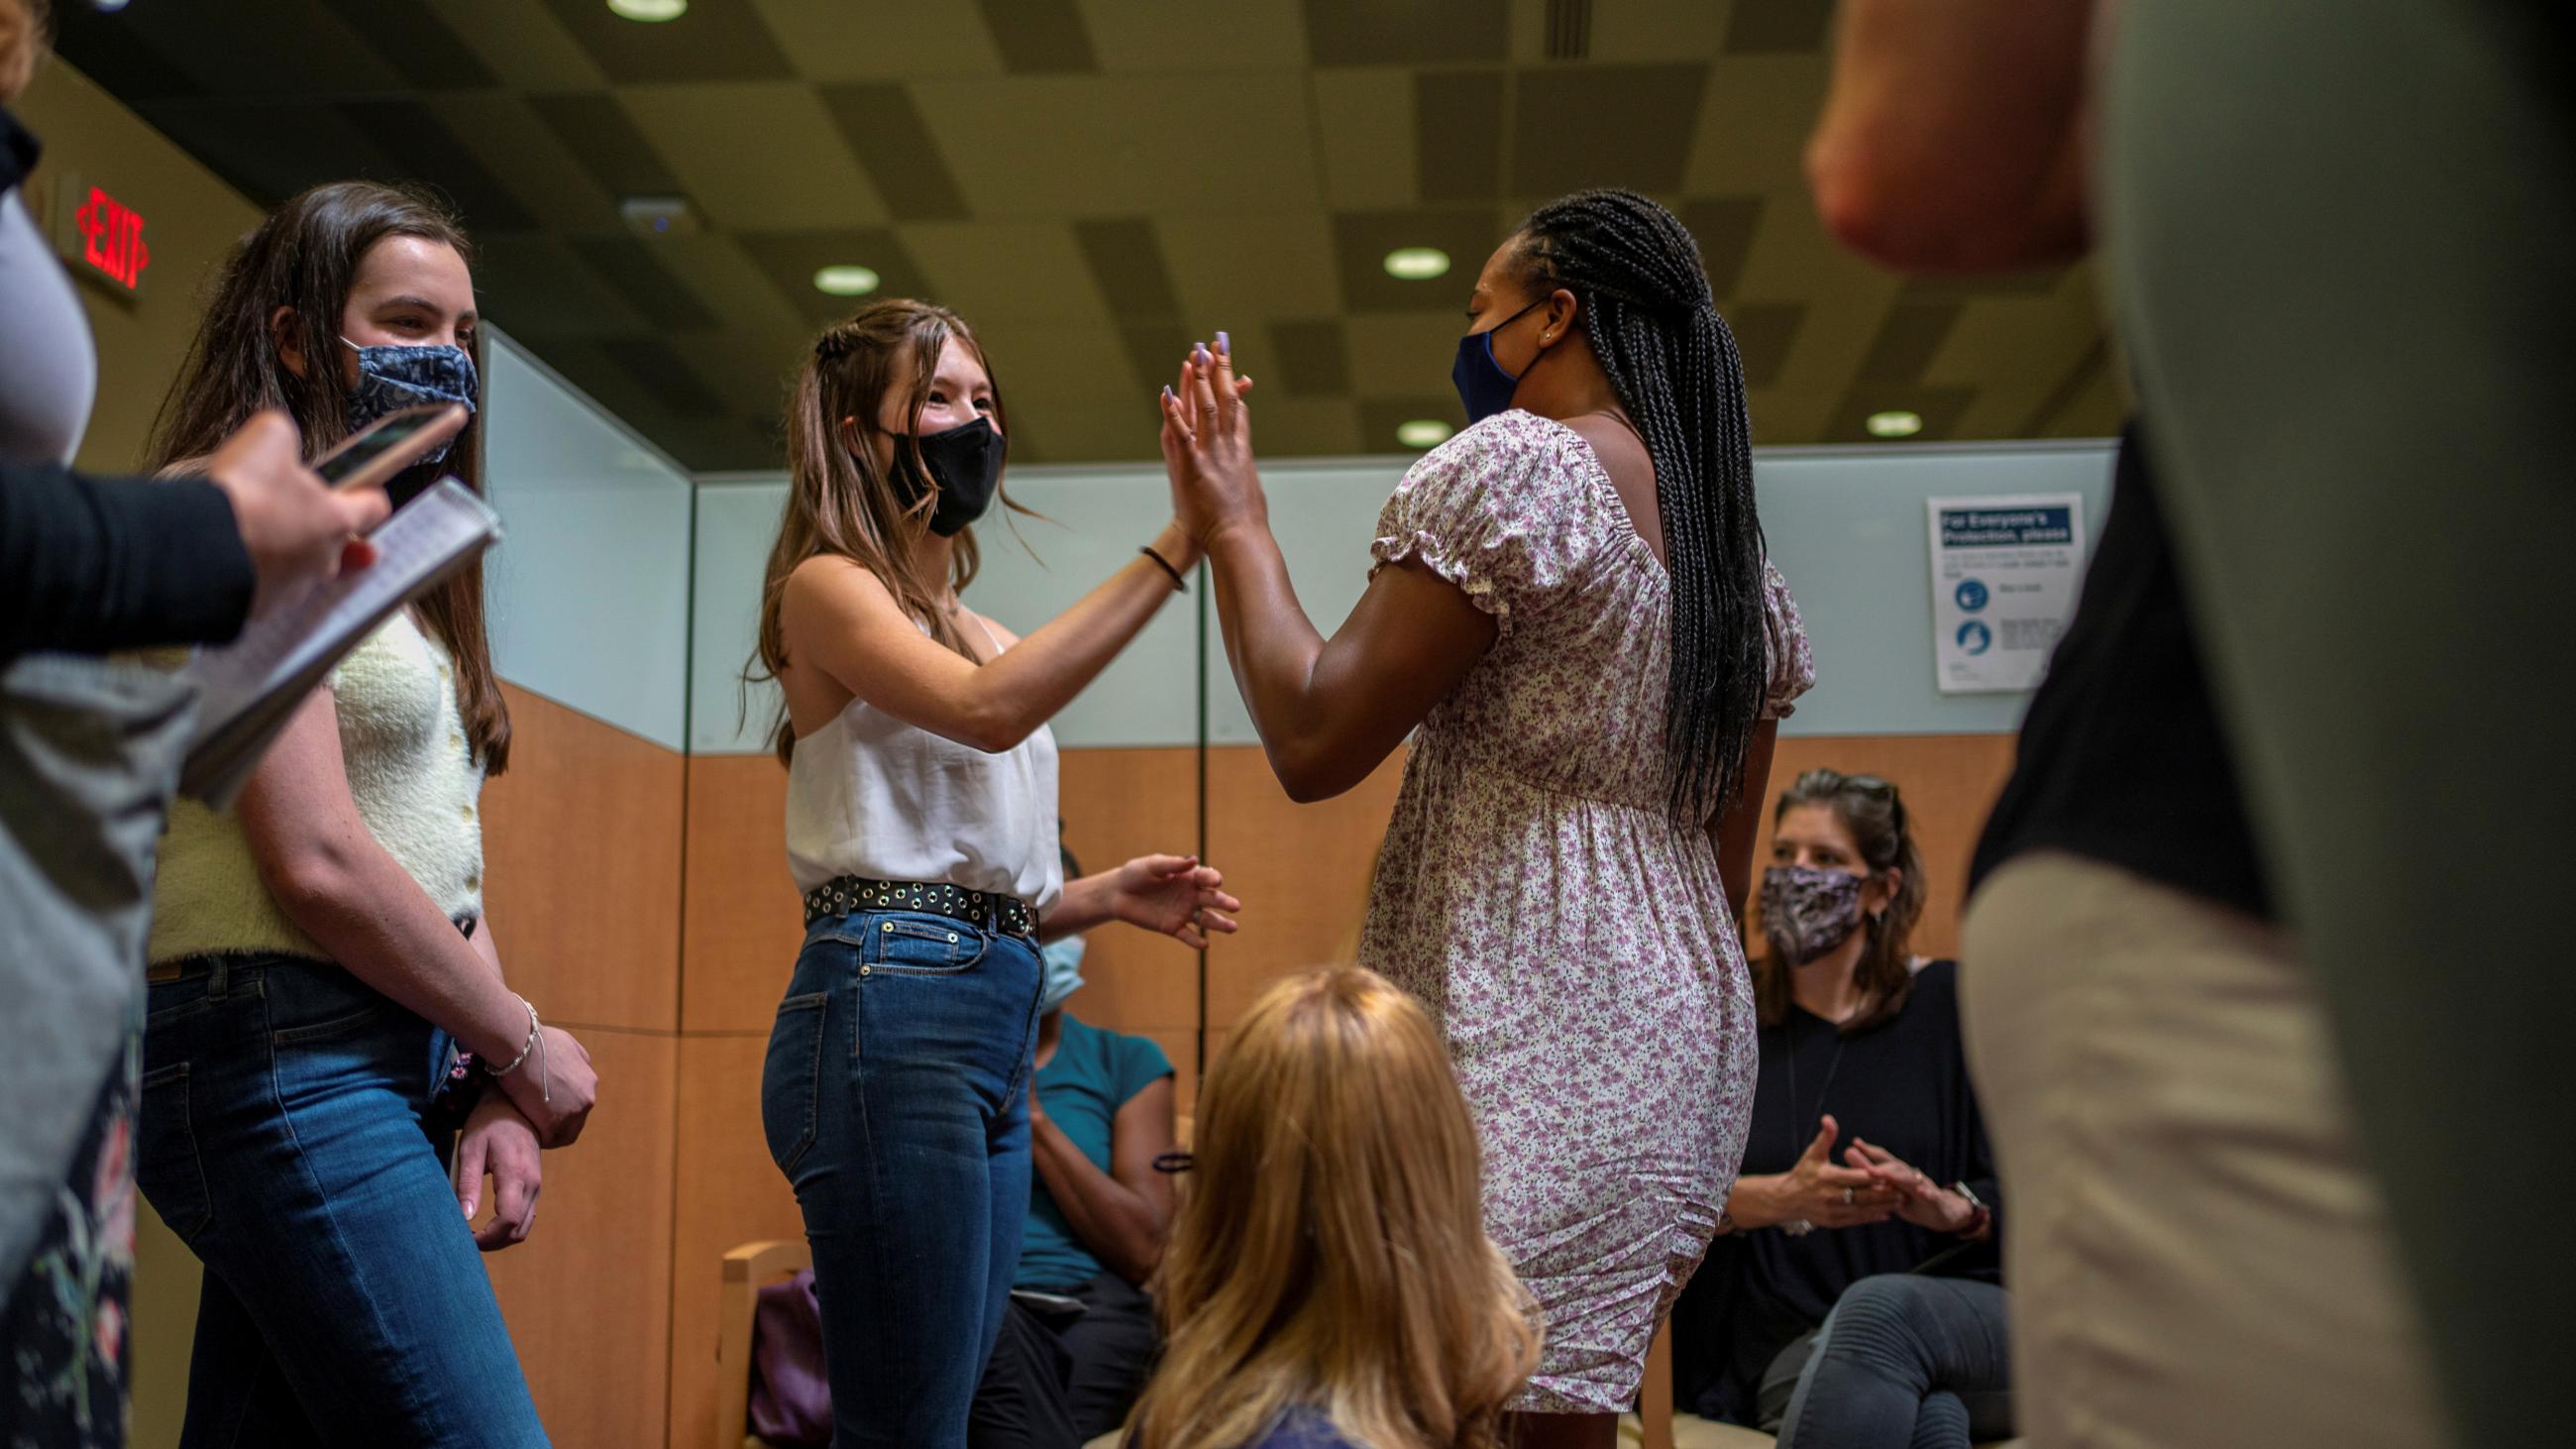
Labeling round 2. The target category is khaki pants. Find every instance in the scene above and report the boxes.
[1960,853,2445,1449]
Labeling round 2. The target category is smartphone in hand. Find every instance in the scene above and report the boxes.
[310,402,469,494]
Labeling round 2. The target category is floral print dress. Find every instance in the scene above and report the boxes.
[1360,408,1815,1413]
[1,1030,138,1449]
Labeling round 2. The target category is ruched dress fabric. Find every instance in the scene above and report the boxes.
[1358,408,1815,1412]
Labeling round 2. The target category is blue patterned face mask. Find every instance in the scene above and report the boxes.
[342,338,478,467]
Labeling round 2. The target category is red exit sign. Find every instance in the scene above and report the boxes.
[74,183,150,291]
[44,169,151,298]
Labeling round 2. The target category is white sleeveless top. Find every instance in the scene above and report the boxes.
[784,622,1064,915]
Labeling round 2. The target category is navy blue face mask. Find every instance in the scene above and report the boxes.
[1450,297,1549,426]
[342,337,479,471]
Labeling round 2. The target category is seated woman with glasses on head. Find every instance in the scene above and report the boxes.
[1671,769,2011,1449]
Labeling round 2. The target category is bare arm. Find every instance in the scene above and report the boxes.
[781,527,1195,755]
[1715,719,1779,920]
[1028,1075,1178,1286]
[1202,536,1495,803]
[238,692,596,1142]
[1806,0,2096,273]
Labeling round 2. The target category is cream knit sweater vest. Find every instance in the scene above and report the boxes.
[148,613,487,966]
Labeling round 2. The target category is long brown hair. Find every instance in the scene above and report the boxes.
[746,298,1017,763]
[147,180,509,773]
[1127,968,1539,1449]
[1753,768,1927,1033]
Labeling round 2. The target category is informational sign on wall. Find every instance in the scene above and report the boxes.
[1925,493,2088,693]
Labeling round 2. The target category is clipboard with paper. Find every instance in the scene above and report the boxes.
[178,478,501,808]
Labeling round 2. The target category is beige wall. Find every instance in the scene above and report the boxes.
[12,56,259,477]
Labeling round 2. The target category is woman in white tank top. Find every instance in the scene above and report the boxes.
[749,299,1238,1449]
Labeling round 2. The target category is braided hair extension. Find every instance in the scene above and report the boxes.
[1511,189,1768,821]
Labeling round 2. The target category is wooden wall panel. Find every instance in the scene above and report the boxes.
[681,754,804,1035]
[487,1028,678,1449]
[668,1033,803,1449]
[1756,733,2018,960]
[1204,745,1408,1031]
[482,684,686,1033]
[1055,746,1203,1037]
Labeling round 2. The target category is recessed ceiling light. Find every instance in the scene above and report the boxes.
[93,0,132,10]
[1866,409,1924,438]
[812,265,882,297]
[1396,419,1452,449]
[607,0,687,21]
[1383,247,1450,281]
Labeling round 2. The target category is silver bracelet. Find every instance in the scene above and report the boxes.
[488,997,541,1080]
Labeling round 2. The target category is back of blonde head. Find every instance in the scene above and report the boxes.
[1128,968,1538,1449]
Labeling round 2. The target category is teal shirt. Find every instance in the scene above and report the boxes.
[1017,1014,1174,1292]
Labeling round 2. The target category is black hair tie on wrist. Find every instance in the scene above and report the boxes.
[1140,545,1188,592]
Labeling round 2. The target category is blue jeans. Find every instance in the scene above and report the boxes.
[1775,1276,2012,1449]
[763,909,1044,1449]
[134,955,547,1448]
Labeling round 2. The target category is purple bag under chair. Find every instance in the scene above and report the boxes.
[749,1269,832,1446]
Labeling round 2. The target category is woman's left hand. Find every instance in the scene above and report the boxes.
[1109,853,1242,949]
[454,1095,544,1253]
[1158,335,1262,549]
[1847,1138,1982,1235]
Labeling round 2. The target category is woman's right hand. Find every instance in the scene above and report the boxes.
[1736,1115,1903,1230]
[493,1024,598,1149]
[205,409,391,616]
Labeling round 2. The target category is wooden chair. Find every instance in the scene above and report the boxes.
[714,1238,811,1449]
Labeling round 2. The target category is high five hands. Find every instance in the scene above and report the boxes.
[1157,335,1260,550]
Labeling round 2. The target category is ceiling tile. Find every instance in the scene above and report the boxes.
[1333,208,1497,314]
[921,75,1322,219]
[474,234,652,337]
[1724,0,1833,56]
[1244,395,1364,457]
[1342,313,1466,398]
[902,222,1117,328]
[1855,300,1965,384]
[657,325,807,423]
[2029,341,2131,438]
[1160,211,1343,328]
[1079,0,1309,70]
[1114,320,1200,396]
[46,6,209,101]
[527,92,686,199]
[628,82,891,230]
[318,0,498,89]
[1416,70,1505,202]
[1511,64,1708,198]
[534,0,796,84]
[747,0,1010,81]
[1586,0,1744,62]
[568,234,720,331]
[1682,55,1827,193]
[128,99,386,206]
[1268,319,1352,396]
[1310,68,1418,209]
[601,335,731,416]
[1301,0,1506,65]
[68,0,406,99]
[1681,195,1765,300]
[978,0,1101,74]
[1725,300,1805,389]
[817,82,972,223]
[337,100,540,232]
[426,92,625,234]
[735,228,936,324]
[435,0,608,90]
[1825,385,1976,443]
[1074,218,1186,319]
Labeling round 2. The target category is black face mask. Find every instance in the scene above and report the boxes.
[887,416,1007,536]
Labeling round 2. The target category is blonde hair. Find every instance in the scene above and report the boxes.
[1127,968,1539,1449]
[745,297,1017,763]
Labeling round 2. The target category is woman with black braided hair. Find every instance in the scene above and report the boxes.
[1159,188,1813,1445]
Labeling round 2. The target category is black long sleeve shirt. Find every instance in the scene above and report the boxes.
[0,461,257,660]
